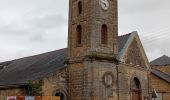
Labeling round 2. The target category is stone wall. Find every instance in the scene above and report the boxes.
[68,60,118,100]
[118,63,149,100]
[0,87,26,96]
[123,38,146,68]
[83,60,118,100]
[42,67,68,98]
[68,62,84,100]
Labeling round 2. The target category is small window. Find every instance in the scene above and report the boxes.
[77,25,82,45]
[101,24,108,44]
[78,1,82,15]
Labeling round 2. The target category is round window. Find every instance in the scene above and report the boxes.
[102,71,114,87]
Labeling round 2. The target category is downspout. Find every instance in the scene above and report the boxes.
[147,67,151,99]
[116,59,120,100]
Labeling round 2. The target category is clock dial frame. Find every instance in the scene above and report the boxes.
[99,0,109,10]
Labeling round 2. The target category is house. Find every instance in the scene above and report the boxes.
[150,55,170,100]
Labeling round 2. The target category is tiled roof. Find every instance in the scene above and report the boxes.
[150,55,170,66]
[0,35,130,86]
[151,68,170,83]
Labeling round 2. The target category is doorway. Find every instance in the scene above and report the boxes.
[132,77,141,100]
[132,90,141,100]
[55,92,65,100]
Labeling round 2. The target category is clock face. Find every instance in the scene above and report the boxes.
[99,0,109,10]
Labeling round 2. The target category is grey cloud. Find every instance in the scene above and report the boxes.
[119,0,170,61]
[0,0,68,62]
[33,14,68,29]
[119,0,168,15]
[0,25,28,35]
[0,0,169,62]
[29,33,44,42]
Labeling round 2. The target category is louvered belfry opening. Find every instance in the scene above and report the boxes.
[101,24,108,44]
[77,25,82,45]
[78,1,82,15]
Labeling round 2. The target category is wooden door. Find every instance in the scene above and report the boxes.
[132,91,141,100]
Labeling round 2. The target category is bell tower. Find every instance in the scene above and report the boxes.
[67,0,118,99]
[68,0,118,59]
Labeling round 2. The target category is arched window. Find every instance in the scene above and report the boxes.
[77,25,82,45]
[78,1,82,15]
[133,77,141,90]
[101,24,108,44]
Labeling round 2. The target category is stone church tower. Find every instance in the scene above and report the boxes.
[0,0,150,99]
[67,0,118,99]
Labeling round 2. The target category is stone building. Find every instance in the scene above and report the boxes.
[0,0,152,100]
[150,55,170,100]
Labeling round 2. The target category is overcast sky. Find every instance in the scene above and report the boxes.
[0,0,170,62]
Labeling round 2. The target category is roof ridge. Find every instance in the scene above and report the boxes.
[118,33,132,37]
[160,55,170,58]
[150,54,170,65]
[0,48,67,63]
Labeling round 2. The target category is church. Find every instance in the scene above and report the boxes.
[0,0,168,100]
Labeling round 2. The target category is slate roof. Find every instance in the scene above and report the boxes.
[0,48,67,86]
[150,55,170,66]
[151,68,170,83]
[118,33,131,52]
[0,34,131,87]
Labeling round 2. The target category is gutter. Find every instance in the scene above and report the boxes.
[0,83,25,89]
[116,60,120,100]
